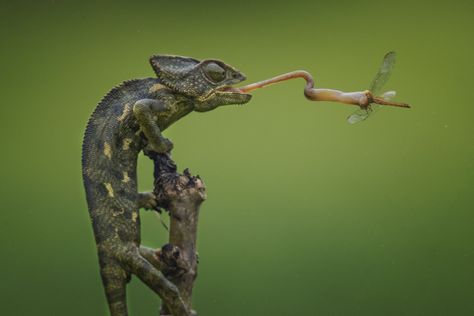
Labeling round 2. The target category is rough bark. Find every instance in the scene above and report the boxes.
[146,152,206,315]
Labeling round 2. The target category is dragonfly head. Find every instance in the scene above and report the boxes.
[359,90,372,107]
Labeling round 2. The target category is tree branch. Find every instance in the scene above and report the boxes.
[146,152,206,315]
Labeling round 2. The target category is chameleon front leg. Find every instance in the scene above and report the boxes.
[134,99,171,213]
[133,99,173,153]
[137,191,157,210]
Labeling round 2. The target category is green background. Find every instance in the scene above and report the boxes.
[1,0,473,315]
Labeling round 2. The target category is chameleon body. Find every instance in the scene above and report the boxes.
[82,55,251,316]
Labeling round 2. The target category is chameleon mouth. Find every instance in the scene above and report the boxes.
[199,84,251,103]
[211,85,252,105]
[215,85,248,95]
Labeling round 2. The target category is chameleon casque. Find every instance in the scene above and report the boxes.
[82,55,251,316]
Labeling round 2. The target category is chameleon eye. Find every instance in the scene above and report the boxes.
[204,62,226,83]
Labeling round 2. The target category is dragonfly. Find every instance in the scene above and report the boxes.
[347,52,408,124]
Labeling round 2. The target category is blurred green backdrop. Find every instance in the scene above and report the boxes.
[1,0,473,315]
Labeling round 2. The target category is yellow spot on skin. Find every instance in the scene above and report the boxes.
[149,83,166,93]
[122,138,132,150]
[132,211,138,222]
[117,103,131,122]
[112,209,124,217]
[122,172,130,183]
[104,183,114,197]
[103,142,112,159]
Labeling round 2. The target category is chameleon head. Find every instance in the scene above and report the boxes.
[150,55,252,112]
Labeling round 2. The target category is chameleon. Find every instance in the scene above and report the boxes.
[81,55,251,316]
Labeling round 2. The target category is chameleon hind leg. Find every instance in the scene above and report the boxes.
[119,244,190,316]
[99,259,130,316]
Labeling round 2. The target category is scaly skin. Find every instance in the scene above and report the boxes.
[82,55,251,316]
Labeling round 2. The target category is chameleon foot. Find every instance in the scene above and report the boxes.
[137,191,158,210]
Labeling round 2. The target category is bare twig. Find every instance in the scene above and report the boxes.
[146,152,206,315]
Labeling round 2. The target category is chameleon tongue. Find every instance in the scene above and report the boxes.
[237,70,314,93]
[236,70,367,106]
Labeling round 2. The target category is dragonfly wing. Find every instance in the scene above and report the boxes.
[381,90,396,100]
[347,107,371,124]
[369,51,396,95]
